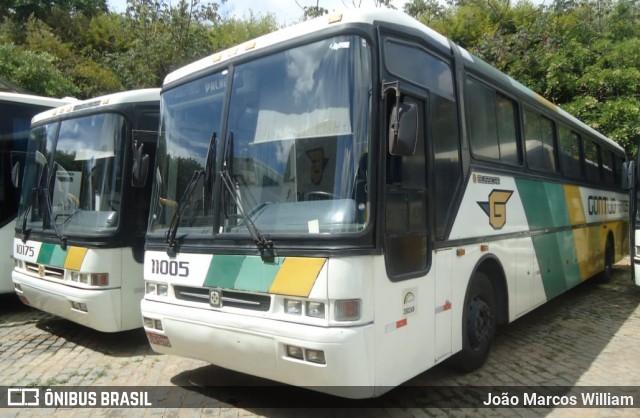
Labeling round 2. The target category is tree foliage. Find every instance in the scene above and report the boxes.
[405,0,640,153]
[0,0,277,98]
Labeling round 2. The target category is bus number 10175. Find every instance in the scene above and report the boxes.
[150,259,190,277]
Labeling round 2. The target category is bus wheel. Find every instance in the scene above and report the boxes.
[600,239,614,282]
[451,272,496,372]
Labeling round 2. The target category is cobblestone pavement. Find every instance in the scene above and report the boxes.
[1,260,639,417]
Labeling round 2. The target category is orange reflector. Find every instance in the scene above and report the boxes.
[481,244,489,252]
[456,249,465,257]
[328,13,343,24]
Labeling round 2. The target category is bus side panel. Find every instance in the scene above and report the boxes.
[372,256,435,389]
[0,220,16,293]
[120,249,144,330]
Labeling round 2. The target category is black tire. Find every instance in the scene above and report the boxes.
[599,238,614,283]
[450,272,496,372]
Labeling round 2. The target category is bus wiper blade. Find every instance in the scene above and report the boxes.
[43,163,67,250]
[165,169,204,256]
[21,194,34,242]
[21,161,50,242]
[219,169,275,263]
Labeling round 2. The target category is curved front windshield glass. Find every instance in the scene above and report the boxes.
[149,72,225,235]
[18,113,125,236]
[149,34,372,238]
[222,36,372,235]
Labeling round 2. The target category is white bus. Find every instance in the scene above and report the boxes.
[12,89,160,332]
[0,92,72,294]
[140,10,629,397]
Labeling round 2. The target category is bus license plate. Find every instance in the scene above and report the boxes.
[146,332,172,347]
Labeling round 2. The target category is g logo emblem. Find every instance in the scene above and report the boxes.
[478,190,514,230]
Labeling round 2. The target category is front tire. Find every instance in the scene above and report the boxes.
[450,272,496,372]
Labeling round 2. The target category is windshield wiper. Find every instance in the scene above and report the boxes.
[44,163,68,250]
[165,169,204,256]
[21,162,67,248]
[219,169,275,263]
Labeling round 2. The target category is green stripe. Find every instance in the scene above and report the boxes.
[37,243,55,265]
[202,255,285,292]
[516,179,570,229]
[516,179,578,299]
[204,255,246,289]
[49,246,68,267]
[235,256,283,292]
[37,243,68,267]
[531,231,581,299]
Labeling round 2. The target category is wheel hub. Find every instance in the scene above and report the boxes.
[467,296,493,349]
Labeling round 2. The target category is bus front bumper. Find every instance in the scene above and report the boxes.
[141,298,377,398]
[12,269,130,332]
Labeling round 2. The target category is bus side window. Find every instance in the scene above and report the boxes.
[384,94,429,280]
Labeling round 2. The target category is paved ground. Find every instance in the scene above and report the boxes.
[1,260,639,417]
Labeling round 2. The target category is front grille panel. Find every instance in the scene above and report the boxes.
[24,262,64,279]
[173,286,271,311]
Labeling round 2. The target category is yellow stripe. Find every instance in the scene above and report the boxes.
[64,246,88,271]
[564,185,586,225]
[269,257,326,297]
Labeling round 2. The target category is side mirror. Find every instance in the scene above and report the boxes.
[389,101,418,156]
[132,143,149,188]
[623,160,634,190]
[11,161,20,188]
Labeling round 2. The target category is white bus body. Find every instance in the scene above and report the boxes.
[12,89,160,332]
[141,10,629,397]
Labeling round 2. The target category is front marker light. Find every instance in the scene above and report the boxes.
[335,299,361,321]
[284,299,302,315]
[305,349,326,365]
[143,317,153,328]
[157,284,168,296]
[286,345,304,360]
[306,301,325,318]
[145,282,157,295]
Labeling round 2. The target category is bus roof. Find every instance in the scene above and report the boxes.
[163,8,450,86]
[163,8,623,154]
[32,88,160,124]
[0,91,73,109]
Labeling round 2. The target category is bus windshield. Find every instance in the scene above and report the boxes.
[18,113,125,237]
[150,35,372,238]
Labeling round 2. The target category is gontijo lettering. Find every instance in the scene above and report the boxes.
[587,195,629,215]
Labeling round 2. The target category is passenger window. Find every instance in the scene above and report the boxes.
[558,125,582,179]
[583,139,602,182]
[525,109,557,172]
[466,77,520,164]
[602,150,615,185]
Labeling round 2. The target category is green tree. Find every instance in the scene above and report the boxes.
[0,43,79,96]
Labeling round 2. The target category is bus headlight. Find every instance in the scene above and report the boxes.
[70,272,109,286]
[284,299,325,318]
[306,301,325,318]
[284,299,302,315]
[335,299,361,321]
[146,282,168,297]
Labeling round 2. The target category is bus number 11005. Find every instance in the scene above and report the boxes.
[150,259,189,277]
